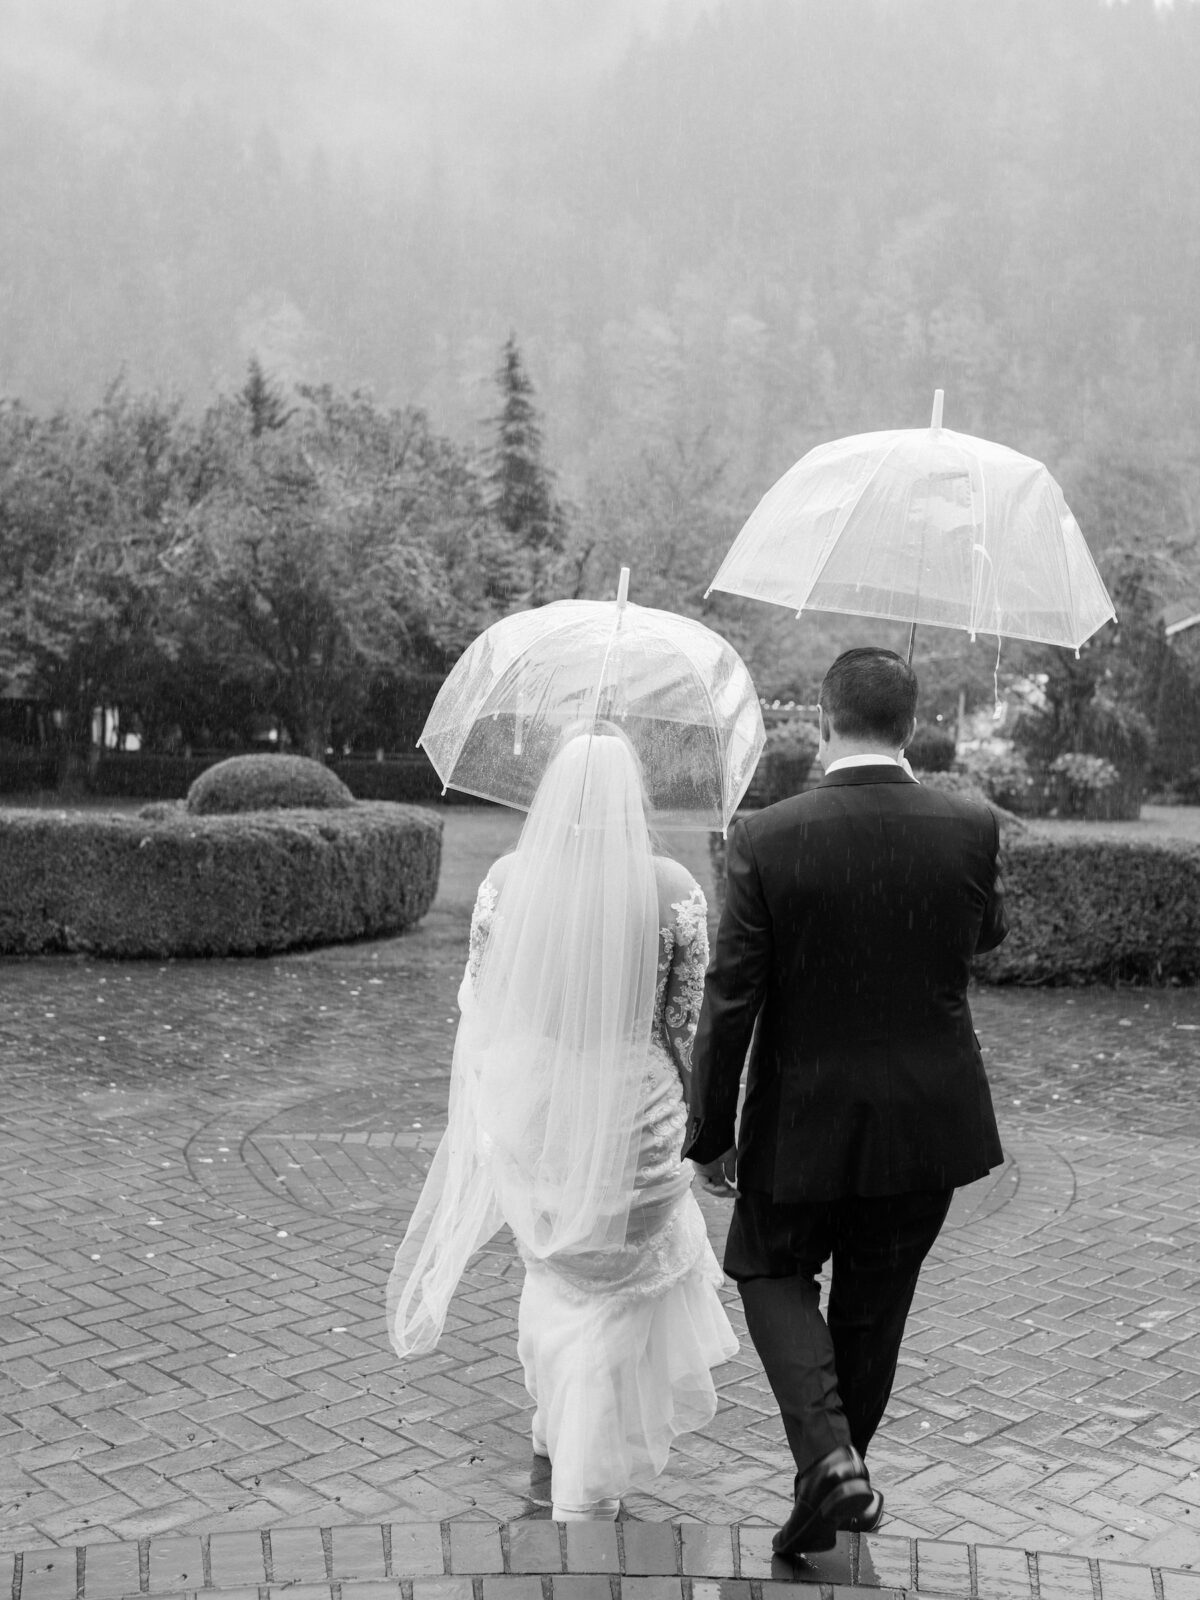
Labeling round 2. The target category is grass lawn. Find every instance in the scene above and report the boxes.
[1023,803,1200,843]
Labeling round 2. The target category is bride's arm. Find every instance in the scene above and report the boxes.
[458,871,499,1009]
[661,881,709,1105]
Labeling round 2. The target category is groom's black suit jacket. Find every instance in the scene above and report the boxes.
[684,765,1008,1201]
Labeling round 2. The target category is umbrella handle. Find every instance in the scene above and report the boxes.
[617,566,630,609]
[930,389,944,430]
[906,622,916,665]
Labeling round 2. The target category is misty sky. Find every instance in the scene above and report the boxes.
[0,0,720,191]
[1,0,1197,704]
[2,0,1198,503]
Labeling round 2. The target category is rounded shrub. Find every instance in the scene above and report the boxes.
[0,802,442,957]
[744,720,820,808]
[187,753,354,815]
[918,771,1026,834]
[956,746,1043,814]
[904,725,957,772]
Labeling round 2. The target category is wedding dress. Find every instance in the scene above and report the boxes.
[386,732,738,1519]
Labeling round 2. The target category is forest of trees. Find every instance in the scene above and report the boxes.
[0,350,564,762]
[3,346,1199,802]
[1,0,1199,780]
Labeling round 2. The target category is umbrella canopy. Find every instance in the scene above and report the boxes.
[418,570,765,833]
[708,392,1116,651]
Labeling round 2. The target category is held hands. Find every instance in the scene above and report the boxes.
[692,1146,737,1198]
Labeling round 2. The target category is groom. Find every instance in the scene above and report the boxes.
[685,646,1008,1557]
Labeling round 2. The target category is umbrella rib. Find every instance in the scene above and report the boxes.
[1051,502,1088,650]
[802,433,910,609]
[1059,511,1081,650]
[969,446,992,638]
[680,646,725,804]
[575,606,630,822]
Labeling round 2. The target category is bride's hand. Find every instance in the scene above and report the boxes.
[693,1147,737,1197]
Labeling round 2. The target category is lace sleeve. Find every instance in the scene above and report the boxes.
[462,874,499,1003]
[662,883,709,1099]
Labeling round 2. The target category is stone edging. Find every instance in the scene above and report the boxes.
[8,1520,1200,1600]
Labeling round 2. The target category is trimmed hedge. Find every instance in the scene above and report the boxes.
[0,802,443,957]
[334,754,485,805]
[89,751,224,798]
[743,721,820,809]
[187,753,354,814]
[707,809,1198,985]
[976,833,1200,984]
[0,748,58,793]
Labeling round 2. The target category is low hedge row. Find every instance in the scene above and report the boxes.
[86,751,221,798]
[0,749,58,793]
[976,833,1200,984]
[707,815,1199,985]
[333,754,483,804]
[0,802,443,957]
[47,751,480,805]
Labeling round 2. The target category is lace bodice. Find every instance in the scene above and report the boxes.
[465,865,709,1082]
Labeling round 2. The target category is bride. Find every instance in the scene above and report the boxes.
[387,726,738,1520]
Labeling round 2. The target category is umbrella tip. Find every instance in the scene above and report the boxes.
[617,567,630,608]
[931,389,944,430]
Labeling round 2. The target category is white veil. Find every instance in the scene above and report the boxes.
[387,731,659,1358]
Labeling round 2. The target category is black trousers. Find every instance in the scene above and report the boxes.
[725,1186,954,1475]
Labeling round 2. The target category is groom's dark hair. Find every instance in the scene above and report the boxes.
[819,648,918,747]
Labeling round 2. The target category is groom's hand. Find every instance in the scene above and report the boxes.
[692,1146,737,1197]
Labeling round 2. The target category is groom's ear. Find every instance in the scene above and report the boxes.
[819,709,832,743]
[905,715,918,747]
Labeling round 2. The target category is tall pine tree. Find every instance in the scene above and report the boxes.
[239,356,294,437]
[487,335,565,604]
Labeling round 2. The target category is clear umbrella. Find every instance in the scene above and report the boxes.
[708,390,1116,656]
[418,569,765,833]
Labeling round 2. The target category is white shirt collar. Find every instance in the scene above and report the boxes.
[823,753,903,775]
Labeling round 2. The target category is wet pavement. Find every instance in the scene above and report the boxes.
[2,807,1200,1580]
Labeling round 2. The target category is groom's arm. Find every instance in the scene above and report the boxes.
[974,810,1008,954]
[683,818,772,1166]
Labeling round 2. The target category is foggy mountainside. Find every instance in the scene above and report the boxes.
[1,0,1198,698]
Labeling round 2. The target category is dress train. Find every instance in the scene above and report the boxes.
[517,1190,739,1513]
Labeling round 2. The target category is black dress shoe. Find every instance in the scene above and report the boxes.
[842,1487,885,1533]
[772,1445,874,1558]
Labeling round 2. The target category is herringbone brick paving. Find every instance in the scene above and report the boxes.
[3,809,1200,1576]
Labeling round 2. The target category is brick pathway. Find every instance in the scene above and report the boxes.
[3,808,1200,1588]
[10,1515,1200,1600]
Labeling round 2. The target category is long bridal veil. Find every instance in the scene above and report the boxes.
[387,731,659,1358]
